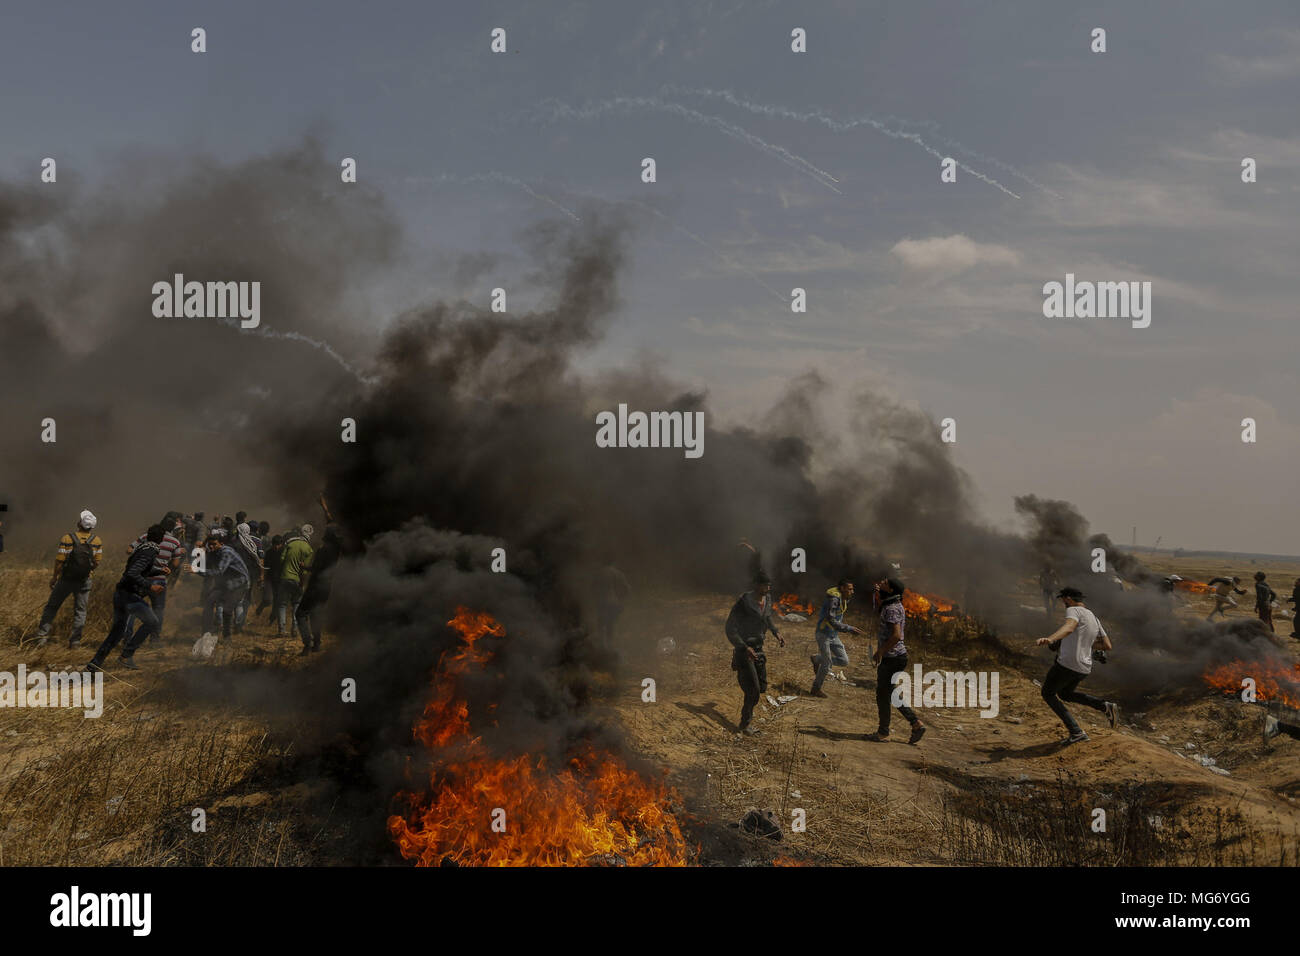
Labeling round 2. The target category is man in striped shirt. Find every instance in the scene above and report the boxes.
[36,510,104,648]
[124,514,185,646]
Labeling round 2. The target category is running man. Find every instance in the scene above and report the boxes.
[809,577,863,698]
[1035,587,1119,745]
[1206,576,1247,620]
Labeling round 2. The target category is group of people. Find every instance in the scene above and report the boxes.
[33,508,342,672]
[1204,572,1299,636]
[723,571,1121,747]
[723,571,928,744]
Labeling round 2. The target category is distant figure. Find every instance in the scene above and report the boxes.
[257,534,285,617]
[724,571,784,736]
[87,524,166,672]
[1038,566,1060,620]
[295,526,341,655]
[36,510,103,648]
[810,577,863,698]
[1158,574,1182,607]
[1254,571,1278,633]
[181,512,206,550]
[593,561,632,647]
[1206,576,1247,620]
[1288,578,1300,638]
[231,523,264,631]
[1034,587,1118,745]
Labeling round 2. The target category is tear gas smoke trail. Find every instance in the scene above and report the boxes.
[533,97,843,194]
[212,317,379,386]
[406,172,582,223]
[681,85,1055,197]
[665,87,1024,200]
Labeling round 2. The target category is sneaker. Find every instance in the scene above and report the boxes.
[864,731,889,742]
[809,688,828,699]
[119,655,140,671]
[1064,731,1090,745]
[1104,701,1119,728]
[741,725,761,736]
[908,723,927,745]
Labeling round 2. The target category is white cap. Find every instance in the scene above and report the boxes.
[1169,574,1182,582]
[301,523,315,538]
[78,510,97,530]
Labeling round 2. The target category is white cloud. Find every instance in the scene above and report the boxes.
[889,234,1021,276]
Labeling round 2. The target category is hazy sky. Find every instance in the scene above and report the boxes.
[2,0,1297,554]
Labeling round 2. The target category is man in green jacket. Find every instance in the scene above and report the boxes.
[276,524,314,638]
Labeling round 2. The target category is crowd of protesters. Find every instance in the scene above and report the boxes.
[31,508,342,672]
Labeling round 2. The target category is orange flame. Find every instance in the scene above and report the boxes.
[902,591,957,617]
[1203,658,1300,709]
[1176,579,1213,595]
[778,593,816,616]
[388,607,690,866]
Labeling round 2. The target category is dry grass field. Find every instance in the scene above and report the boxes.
[2,550,1298,866]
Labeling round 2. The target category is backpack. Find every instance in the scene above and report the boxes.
[61,532,97,582]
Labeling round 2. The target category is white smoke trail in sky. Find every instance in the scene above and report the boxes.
[532,97,843,194]
[407,172,582,221]
[664,87,1032,200]
[212,318,378,386]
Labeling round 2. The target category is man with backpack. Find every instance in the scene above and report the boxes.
[36,510,103,648]
[87,524,166,672]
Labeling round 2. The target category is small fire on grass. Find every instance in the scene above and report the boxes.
[902,591,958,618]
[1176,579,1213,595]
[778,593,816,616]
[1203,658,1300,709]
[388,607,690,866]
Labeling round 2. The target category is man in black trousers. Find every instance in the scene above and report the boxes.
[725,570,785,736]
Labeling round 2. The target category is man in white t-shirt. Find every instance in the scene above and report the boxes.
[1034,587,1118,744]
